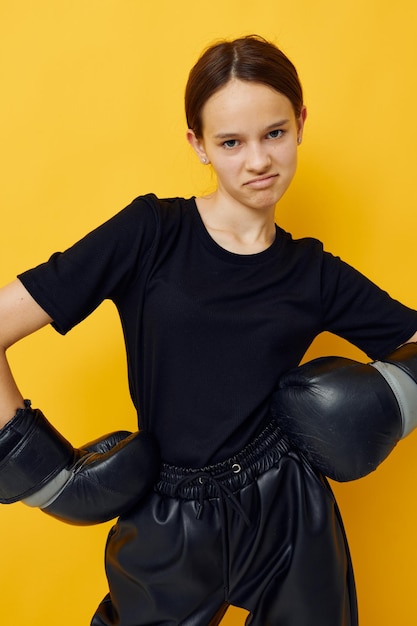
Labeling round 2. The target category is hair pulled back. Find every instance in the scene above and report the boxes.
[185,35,303,138]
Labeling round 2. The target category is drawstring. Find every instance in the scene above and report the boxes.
[157,421,291,599]
[175,470,251,525]
[174,470,251,598]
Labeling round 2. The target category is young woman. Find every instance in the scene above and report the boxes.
[1,35,417,625]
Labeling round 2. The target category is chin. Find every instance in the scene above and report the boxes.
[248,188,287,211]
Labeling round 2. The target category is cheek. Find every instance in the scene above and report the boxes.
[211,155,241,180]
[275,143,298,169]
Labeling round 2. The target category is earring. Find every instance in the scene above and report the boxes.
[201,156,208,164]
[297,136,302,145]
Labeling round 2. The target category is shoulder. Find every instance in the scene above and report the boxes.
[277,226,323,251]
[275,228,355,293]
[276,226,327,267]
[95,194,194,247]
[128,194,194,221]
[130,194,196,242]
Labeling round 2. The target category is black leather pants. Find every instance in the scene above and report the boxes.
[91,422,358,625]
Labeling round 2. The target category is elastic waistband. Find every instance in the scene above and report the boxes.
[156,420,291,500]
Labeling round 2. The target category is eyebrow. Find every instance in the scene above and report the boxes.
[213,119,290,139]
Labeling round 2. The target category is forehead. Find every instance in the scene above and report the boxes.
[200,79,295,135]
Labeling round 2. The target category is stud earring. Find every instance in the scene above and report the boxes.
[297,136,302,145]
[201,156,208,164]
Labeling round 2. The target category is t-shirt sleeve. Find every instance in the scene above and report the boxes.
[17,195,158,335]
[320,251,417,359]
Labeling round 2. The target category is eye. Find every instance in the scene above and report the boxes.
[267,129,285,139]
[222,139,239,149]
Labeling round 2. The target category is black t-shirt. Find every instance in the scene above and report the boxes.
[18,195,417,466]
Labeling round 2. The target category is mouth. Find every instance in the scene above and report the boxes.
[244,174,278,189]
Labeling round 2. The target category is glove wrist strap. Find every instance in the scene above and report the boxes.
[0,405,74,504]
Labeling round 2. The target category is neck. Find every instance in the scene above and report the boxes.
[195,193,276,254]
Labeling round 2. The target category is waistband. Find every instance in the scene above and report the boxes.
[156,420,291,500]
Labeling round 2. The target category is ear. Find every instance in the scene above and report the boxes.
[296,106,307,143]
[186,129,210,165]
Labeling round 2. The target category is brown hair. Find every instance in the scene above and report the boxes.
[185,35,303,138]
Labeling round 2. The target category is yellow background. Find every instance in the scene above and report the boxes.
[1,1,417,624]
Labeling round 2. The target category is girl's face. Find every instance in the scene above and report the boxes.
[187,79,306,213]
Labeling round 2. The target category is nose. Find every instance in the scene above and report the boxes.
[245,142,271,173]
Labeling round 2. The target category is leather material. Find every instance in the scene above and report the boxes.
[91,426,357,626]
[270,356,403,482]
[370,360,417,437]
[0,405,74,503]
[41,429,160,525]
[383,341,417,381]
[0,404,160,524]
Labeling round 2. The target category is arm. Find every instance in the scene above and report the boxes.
[405,330,417,344]
[0,278,160,524]
[0,279,53,427]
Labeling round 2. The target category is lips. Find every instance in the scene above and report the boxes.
[244,174,278,189]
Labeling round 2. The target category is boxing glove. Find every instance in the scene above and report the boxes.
[271,342,417,482]
[0,401,160,524]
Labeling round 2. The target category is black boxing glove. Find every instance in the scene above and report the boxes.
[270,342,417,482]
[0,402,160,524]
